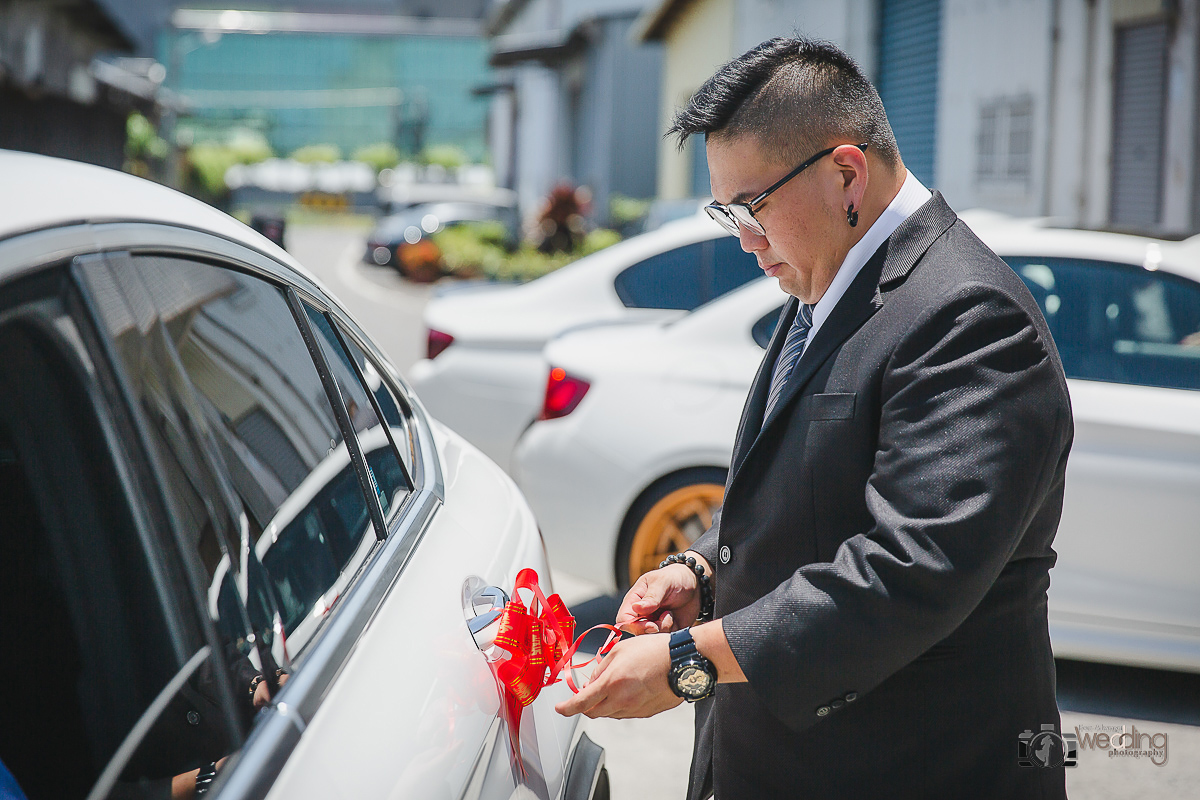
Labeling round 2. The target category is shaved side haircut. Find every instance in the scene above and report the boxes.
[669,37,901,170]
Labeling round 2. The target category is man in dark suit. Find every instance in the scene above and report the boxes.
[556,38,1073,799]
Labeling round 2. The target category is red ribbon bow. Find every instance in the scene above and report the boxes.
[483,569,624,774]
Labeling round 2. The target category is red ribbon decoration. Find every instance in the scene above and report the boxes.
[483,569,626,775]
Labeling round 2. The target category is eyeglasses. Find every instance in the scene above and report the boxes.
[704,143,869,237]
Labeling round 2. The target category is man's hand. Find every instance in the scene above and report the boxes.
[554,632,683,719]
[616,557,708,635]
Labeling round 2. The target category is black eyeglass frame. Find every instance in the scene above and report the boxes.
[705,142,870,237]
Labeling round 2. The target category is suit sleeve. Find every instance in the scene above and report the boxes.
[720,283,1070,732]
[689,508,721,570]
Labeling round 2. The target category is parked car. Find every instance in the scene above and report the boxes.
[365,200,520,279]
[408,214,764,471]
[0,150,604,800]
[511,218,1200,674]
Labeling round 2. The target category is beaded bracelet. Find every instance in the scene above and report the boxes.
[194,761,218,796]
[659,552,714,622]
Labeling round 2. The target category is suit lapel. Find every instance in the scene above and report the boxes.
[726,192,959,490]
[729,296,797,477]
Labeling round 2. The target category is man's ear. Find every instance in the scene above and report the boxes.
[832,144,868,211]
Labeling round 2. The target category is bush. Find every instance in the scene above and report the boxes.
[609,194,651,228]
[185,131,274,196]
[420,144,467,170]
[291,143,341,164]
[126,113,168,161]
[580,228,622,255]
[226,130,273,164]
[352,142,402,173]
[433,222,622,283]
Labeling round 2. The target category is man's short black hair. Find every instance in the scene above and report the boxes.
[668,37,901,170]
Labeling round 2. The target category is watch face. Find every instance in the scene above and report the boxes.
[676,664,714,698]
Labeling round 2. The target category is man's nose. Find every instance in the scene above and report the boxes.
[737,225,768,253]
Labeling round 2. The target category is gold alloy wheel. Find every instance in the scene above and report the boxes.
[627,483,725,585]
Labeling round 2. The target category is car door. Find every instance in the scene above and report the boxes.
[261,308,572,800]
[1009,256,1200,666]
[91,241,563,798]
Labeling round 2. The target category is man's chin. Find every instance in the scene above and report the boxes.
[775,276,809,302]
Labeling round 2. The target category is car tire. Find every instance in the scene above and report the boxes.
[615,467,726,592]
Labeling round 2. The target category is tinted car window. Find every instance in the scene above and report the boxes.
[614,242,705,310]
[0,267,243,800]
[331,319,418,489]
[124,256,385,654]
[710,236,763,298]
[302,307,410,521]
[1008,256,1200,391]
[77,255,292,795]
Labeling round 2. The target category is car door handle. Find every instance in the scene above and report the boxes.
[464,581,509,648]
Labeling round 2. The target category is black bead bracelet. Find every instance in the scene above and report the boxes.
[659,552,714,622]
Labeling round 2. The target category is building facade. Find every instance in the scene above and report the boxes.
[160,6,494,161]
[638,0,1200,237]
[0,0,158,169]
[486,0,664,226]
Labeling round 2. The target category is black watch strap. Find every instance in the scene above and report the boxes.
[669,628,702,661]
[668,628,716,701]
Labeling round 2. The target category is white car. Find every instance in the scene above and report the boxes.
[0,151,604,800]
[408,214,763,471]
[512,218,1200,674]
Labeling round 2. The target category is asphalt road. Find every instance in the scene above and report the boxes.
[287,222,1200,800]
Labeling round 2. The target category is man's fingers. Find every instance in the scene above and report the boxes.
[556,683,605,717]
[615,575,656,626]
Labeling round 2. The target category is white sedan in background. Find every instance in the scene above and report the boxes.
[0,151,602,800]
[512,218,1200,674]
[408,214,763,471]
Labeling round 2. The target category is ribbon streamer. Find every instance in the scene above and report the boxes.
[482,569,628,779]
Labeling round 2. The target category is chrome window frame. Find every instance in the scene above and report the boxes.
[0,221,445,799]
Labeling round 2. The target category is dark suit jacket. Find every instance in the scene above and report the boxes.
[688,194,1073,799]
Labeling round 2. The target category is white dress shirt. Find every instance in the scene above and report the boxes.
[803,170,932,354]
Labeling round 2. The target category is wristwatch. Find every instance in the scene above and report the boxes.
[668,628,717,702]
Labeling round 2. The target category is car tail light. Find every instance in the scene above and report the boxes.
[540,367,590,420]
[427,329,454,360]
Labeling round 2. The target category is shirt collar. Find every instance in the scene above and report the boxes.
[806,170,932,340]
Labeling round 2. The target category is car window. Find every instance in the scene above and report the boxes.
[330,318,418,488]
[0,266,244,800]
[752,305,786,349]
[122,256,388,655]
[614,242,705,310]
[301,307,411,522]
[709,236,763,299]
[1008,256,1200,391]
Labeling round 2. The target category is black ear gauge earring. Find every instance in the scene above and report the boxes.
[847,204,859,228]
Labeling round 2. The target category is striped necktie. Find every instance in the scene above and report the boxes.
[764,302,814,420]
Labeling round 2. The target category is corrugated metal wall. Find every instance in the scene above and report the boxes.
[877,0,941,185]
[1110,22,1168,228]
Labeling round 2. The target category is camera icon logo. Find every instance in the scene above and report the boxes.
[1018,724,1078,768]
